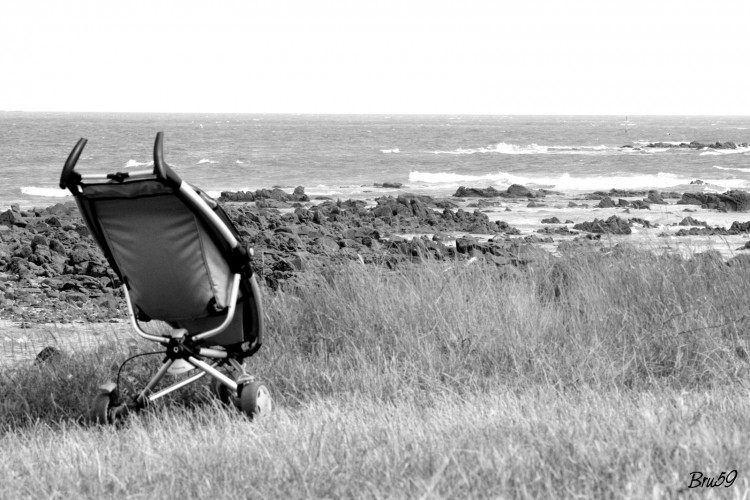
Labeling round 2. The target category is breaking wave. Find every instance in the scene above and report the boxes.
[699,147,750,156]
[124,159,153,168]
[408,170,750,193]
[713,165,750,173]
[427,142,634,156]
[197,159,218,165]
[427,141,750,156]
[21,187,71,197]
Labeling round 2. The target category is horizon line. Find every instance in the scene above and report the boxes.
[4,110,750,118]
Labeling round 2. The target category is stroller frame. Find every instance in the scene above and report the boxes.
[60,132,270,422]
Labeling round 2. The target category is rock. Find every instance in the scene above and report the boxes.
[219,190,255,202]
[314,236,340,254]
[372,205,394,218]
[573,215,631,235]
[587,189,647,199]
[630,200,651,210]
[453,186,506,198]
[0,209,26,227]
[729,221,750,233]
[679,217,707,226]
[409,199,436,223]
[292,186,308,201]
[375,182,403,189]
[678,193,710,206]
[455,236,478,254]
[256,199,292,209]
[646,141,748,150]
[677,190,750,211]
[541,217,561,224]
[720,190,750,211]
[597,197,616,208]
[646,191,667,205]
[506,184,535,198]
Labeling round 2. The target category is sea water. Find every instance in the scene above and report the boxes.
[3,112,750,209]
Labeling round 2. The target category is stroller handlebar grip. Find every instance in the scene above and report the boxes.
[152,131,182,187]
[60,138,87,189]
[153,131,166,179]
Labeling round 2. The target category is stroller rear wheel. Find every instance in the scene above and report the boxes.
[239,381,272,419]
[91,393,113,424]
[90,383,131,425]
[91,392,115,425]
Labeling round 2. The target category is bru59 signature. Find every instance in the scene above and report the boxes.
[689,470,737,488]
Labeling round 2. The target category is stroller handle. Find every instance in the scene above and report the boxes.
[153,131,166,179]
[152,131,182,187]
[59,138,87,189]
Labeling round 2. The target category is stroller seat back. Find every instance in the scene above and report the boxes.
[61,132,262,352]
[84,183,232,322]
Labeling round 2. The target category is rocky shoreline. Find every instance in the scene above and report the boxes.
[3,184,750,324]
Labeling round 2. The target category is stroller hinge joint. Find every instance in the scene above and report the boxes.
[164,338,197,361]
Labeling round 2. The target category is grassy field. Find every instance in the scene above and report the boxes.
[2,245,750,499]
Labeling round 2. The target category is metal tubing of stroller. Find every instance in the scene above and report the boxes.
[178,181,239,249]
[186,356,238,392]
[146,368,210,403]
[79,170,155,182]
[197,347,229,358]
[121,285,171,343]
[137,359,175,404]
[191,273,241,342]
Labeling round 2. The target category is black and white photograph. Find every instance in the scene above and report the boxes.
[1,1,749,498]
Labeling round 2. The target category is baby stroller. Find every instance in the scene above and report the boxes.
[59,132,270,423]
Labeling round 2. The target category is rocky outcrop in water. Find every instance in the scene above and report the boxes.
[453,184,543,198]
[677,190,750,211]
[643,141,749,150]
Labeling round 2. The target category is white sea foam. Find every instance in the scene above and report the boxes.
[197,159,217,165]
[236,160,244,164]
[699,147,750,156]
[124,159,153,168]
[21,187,70,197]
[380,148,400,154]
[713,165,750,173]
[409,170,750,193]
[427,142,635,156]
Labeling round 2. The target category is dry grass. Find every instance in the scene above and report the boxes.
[2,245,750,498]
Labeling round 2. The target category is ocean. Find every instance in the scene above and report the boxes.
[3,112,750,209]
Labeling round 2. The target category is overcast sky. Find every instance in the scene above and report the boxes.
[2,0,749,115]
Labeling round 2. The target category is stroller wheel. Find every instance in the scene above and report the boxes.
[239,381,272,419]
[91,392,114,425]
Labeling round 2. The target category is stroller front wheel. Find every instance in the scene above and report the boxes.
[239,381,272,419]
